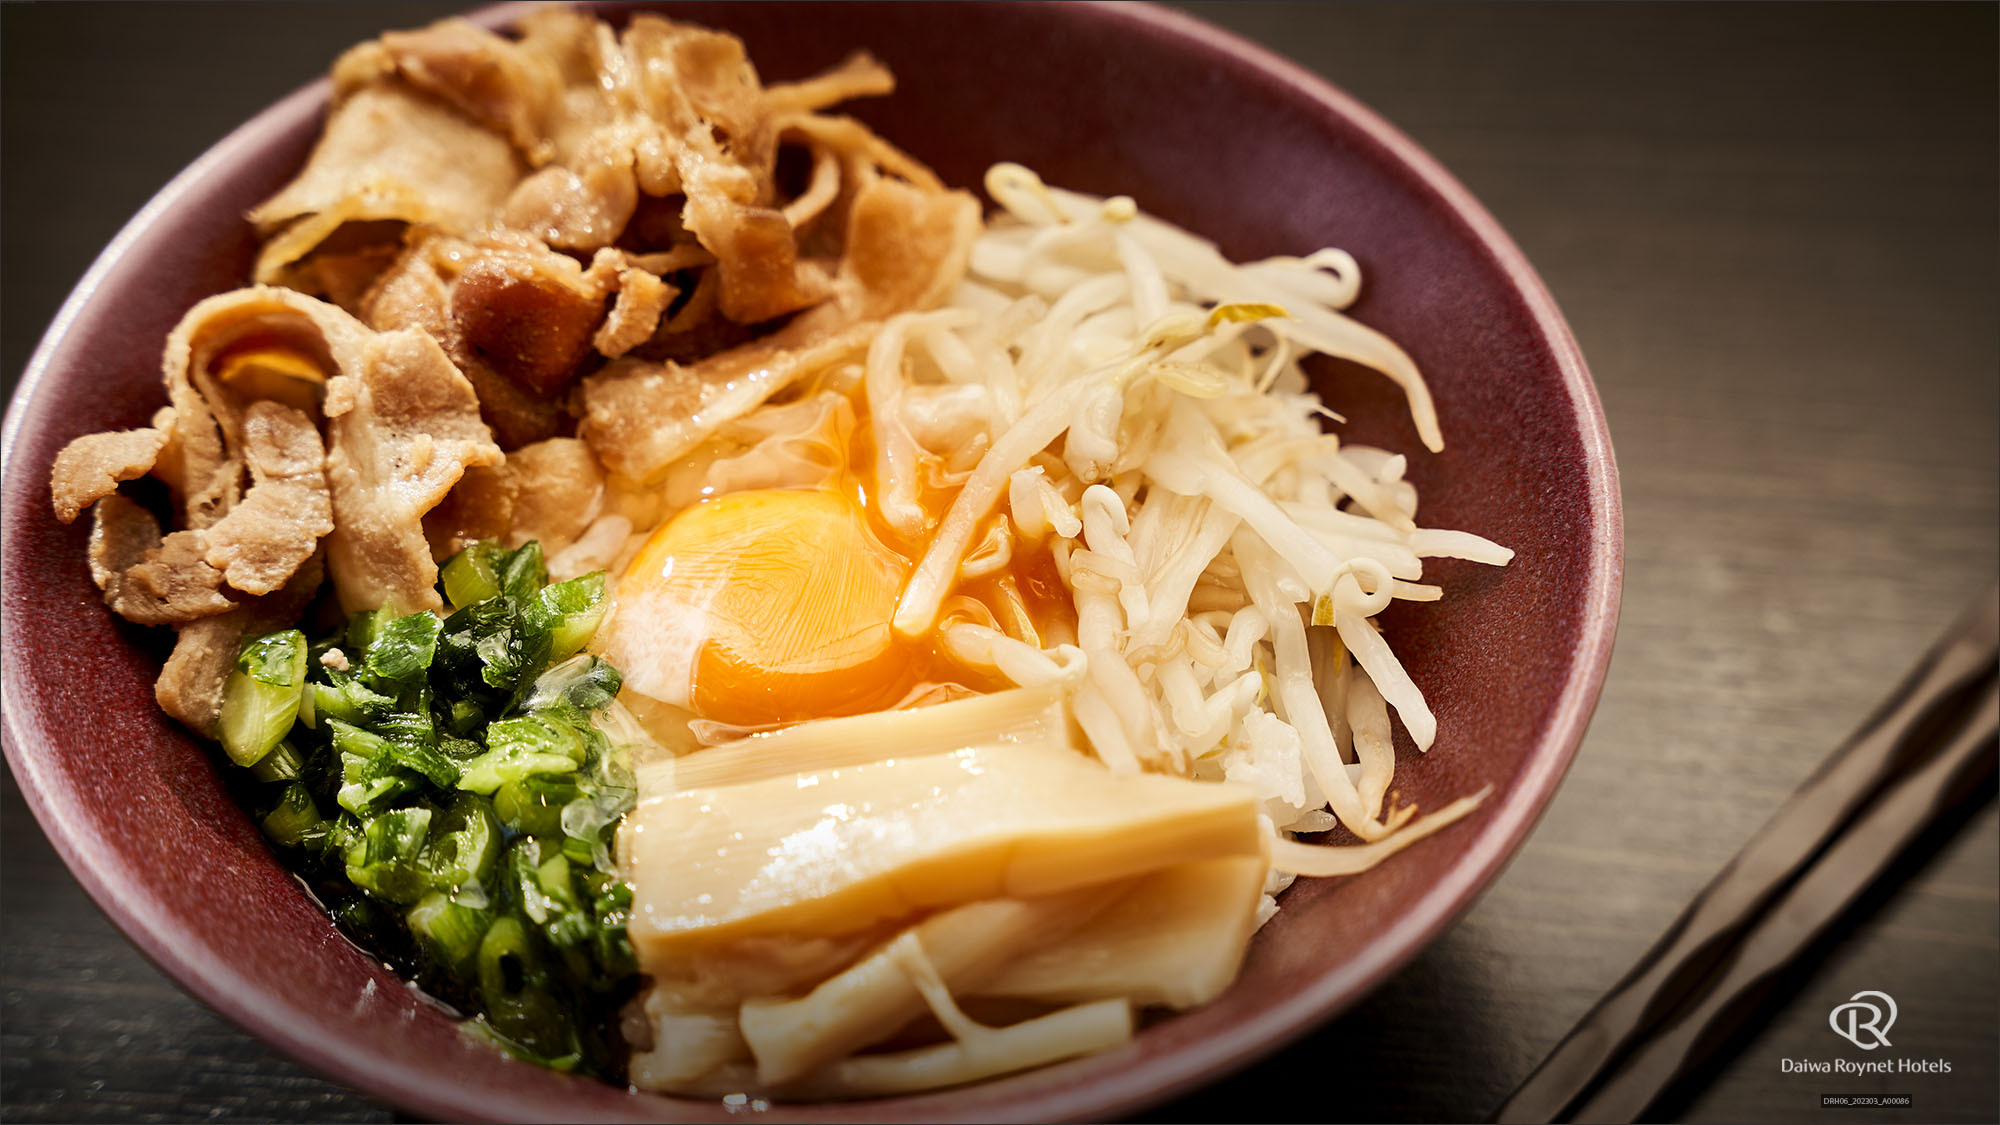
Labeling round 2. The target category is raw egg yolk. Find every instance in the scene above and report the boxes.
[607,486,919,727]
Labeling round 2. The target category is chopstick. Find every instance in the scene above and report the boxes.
[1493,586,2000,1125]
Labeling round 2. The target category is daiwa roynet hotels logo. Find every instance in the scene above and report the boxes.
[1779,990,1952,1091]
[1829,991,1897,1050]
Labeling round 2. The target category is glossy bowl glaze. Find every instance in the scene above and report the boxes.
[0,2,1620,1120]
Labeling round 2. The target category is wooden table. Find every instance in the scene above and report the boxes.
[3,4,1993,1121]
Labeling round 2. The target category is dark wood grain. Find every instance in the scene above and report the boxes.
[3,3,1994,1123]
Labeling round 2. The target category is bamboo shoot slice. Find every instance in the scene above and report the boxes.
[974,855,1268,1010]
[647,685,1067,792]
[797,1000,1135,1098]
[622,744,1266,953]
[739,890,1103,1085]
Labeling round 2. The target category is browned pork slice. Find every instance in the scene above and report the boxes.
[581,310,876,484]
[199,402,334,596]
[684,192,833,327]
[509,11,854,326]
[421,465,514,559]
[159,325,238,534]
[580,174,980,484]
[253,17,565,306]
[361,232,561,448]
[839,176,984,319]
[249,82,523,299]
[49,415,172,524]
[627,17,827,325]
[156,553,325,737]
[103,531,236,626]
[512,7,641,171]
[87,496,161,592]
[499,438,605,553]
[593,267,678,358]
[502,161,640,254]
[422,437,604,560]
[122,284,499,618]
[361,231,642,448]
[251,6,942,393]
[761,53,895,117]
[322,324,502,615]
[348,18,562,164]
[161,283,342,530]
[88,402,333,621]
[451,249,608,398]
[56,287,493,637]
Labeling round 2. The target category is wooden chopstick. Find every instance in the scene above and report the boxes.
[1493,587,1999,1125]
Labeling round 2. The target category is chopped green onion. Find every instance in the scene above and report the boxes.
[537,854,579,908]
[378,721,462,789]
[329,719,390,760]
[493,715,588,764]
[592,923,634,983]
[208,540,637,1078]
[559,834,595,867]
[533,573,608,661]
[544,910,597,959]
[441,593,554,707]
[441,541,509,610]
[476,914,575,1061]
[445,699,483,736]
[325,813,363,855]
[456,715,586,795]
[345,608,387,653]
[374,701,433,739]
[506,837,557,925]
[435,597,508,692]
[332,721,419,816]
[493,775,580,837]
[219,630,306,767]
[501,541,547,601]
[428,794,501,891]
[363,611,442,687]
[260,783,321,848]
[250,738,306,784]
[524,655,622,715]
[312,677,396,727]
[241,629,306,687]
[296,676,318,728]
[408,892,491,971]
[345,807,433,903]
[333,893,387,937]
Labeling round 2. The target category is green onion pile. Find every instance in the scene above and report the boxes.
[219,540,639,1074]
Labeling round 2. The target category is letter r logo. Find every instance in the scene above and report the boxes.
[1830,991,1897,1050]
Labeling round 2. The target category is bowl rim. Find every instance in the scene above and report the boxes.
[0,2,1622,1120]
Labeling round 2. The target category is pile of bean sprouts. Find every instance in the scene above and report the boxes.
[871,164,1511,905]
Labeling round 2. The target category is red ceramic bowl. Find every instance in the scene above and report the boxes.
[0,2,1620,1120]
